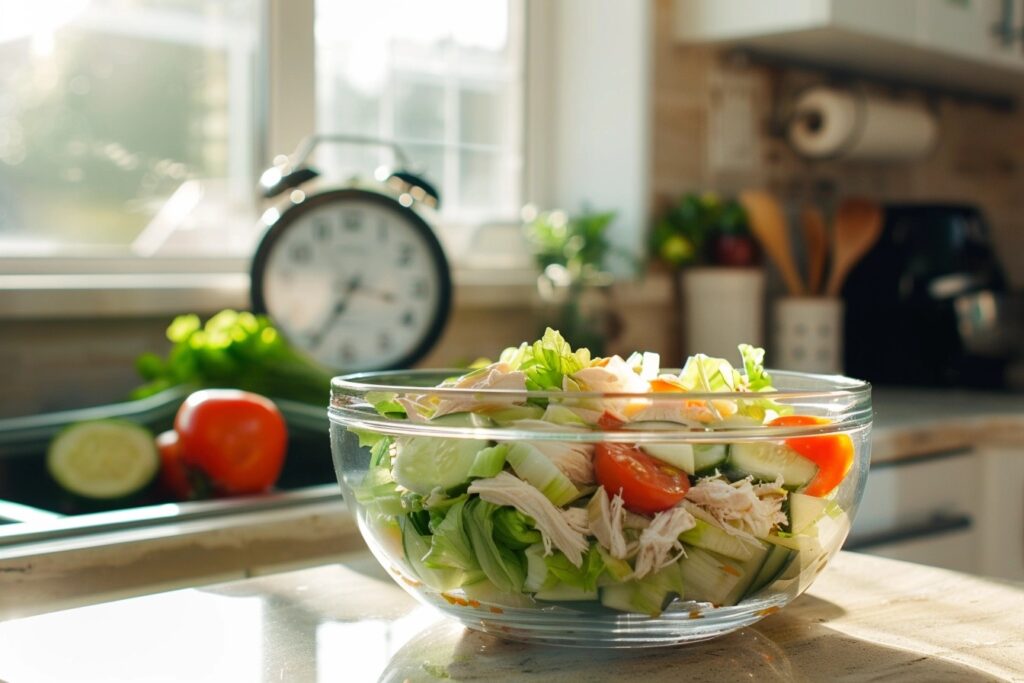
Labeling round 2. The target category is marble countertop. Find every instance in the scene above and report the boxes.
[0,551,1021,682]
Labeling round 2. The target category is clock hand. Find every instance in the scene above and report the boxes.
[308,274,362,349]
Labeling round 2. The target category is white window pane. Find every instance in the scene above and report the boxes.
[459,87,509,147]
[393,78,445,142]
[459,149,516,213]
[0,0,259,256]
[314,0,523,229]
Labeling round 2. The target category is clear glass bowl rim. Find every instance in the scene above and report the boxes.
[329,369,872,441]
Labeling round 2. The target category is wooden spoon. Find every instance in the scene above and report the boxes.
[801,206,828,295]
[739,190,805,296]
[825,198,884,297]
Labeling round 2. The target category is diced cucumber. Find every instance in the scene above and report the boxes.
[506,442,580,505]
[401,517,465,591]
[595,545,633,583]
[679,518,756,561]
[743,543,796,599]
[47,420,159,500]
[468,444,508,479]
[678,542,770,607]
[600,563,685,616]
[535,584,599,601]
[641,443,695,473]
[727,442,818,490]
[484,405,546,424]
[391,435,489,495]
[788,492,830,535]
[430,412,495,428]
[693,444,728,474]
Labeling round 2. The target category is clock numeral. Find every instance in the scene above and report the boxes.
[339,342,357,366]
[378,332,393,353]
[342,211,363,232]
[313,219,331,241]
[400,310,415,327]
[398,244,414,267]
[411,279,429,299]
[291,243,312,264]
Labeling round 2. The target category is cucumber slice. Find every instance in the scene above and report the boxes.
[679,518,756,561]
[535,584,599,601]
[743,543,796,599]
[47,420,158,499]
[600,562,685,616]
[788,492,830,535]
[641,443,695,473]
[392,435,489,495]
[678,542,770,607]
[506,442,579,505]
[430,412,495,428]
[727,442,818,490]
[693,444,728,474]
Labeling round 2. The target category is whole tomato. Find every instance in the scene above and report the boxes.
[174,389,287,495]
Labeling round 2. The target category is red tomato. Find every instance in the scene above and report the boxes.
[769,415,854,497]
[156,430,211,500]
[174,389,287,495]
[594,443,690,515]
[597,411,625,430]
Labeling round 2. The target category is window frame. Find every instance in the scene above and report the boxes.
[0,0,543,319]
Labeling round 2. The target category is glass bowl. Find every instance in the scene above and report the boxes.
[329,370,871,648]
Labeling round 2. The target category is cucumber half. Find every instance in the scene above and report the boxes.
[727,442,818,490]
[47,420,159,499]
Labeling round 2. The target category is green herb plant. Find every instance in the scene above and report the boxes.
[132,310,334,405]
[650,192,746,267]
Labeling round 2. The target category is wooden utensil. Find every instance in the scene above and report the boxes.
[739,190,805,296]
[825,198,884,297]
[801,206,828,295]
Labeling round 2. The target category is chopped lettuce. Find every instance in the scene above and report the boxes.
[678,354,738,393]
[492,507,543,549]
[499,328,591,392]
[462,499,527,593]
[739,344,772,392]
[544,545,607,592]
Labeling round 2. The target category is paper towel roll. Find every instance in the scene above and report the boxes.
[788,87,938,162]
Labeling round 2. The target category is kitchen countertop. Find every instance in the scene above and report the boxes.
[0,550,1021,682]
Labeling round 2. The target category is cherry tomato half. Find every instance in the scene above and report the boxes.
[769,415,854,497]
[174,389,287,495]
[594,443,690,515]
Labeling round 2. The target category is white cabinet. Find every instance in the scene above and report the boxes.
[848,447,1024,582]
[673,0,1024,93]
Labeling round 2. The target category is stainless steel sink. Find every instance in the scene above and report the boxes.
[0,387,341,547]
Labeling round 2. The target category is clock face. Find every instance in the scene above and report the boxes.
[252,190,451,372]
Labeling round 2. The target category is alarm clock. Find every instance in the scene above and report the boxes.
[250,135,452,372]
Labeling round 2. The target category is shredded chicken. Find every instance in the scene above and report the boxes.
[632,506,696,579]
[432,362,527,417]
[468,472,589,567]
[684,475,788,538]
[586,486,635,560]
[571,356,650,394]
[530,441,594,484]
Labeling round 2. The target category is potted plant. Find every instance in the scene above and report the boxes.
[523,206,624,355]
[650,192,764,359]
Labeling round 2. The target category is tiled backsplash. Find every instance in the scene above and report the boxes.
[652,0,1024,288]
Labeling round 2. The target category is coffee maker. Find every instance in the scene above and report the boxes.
[843,204,1023,388]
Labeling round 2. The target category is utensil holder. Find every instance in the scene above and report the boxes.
[772,297,844,374]
[682,267,765,359]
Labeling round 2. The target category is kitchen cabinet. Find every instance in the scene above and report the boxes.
[673,0,1024,94]
[849,447,1024,582]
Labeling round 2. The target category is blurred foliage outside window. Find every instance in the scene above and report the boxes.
[0,0,259,257]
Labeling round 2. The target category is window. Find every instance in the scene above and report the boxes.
[314,0,524,227]
[0,0,525,265]
[0,0,260,257]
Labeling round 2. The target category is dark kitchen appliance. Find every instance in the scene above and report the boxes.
[843,204,1023,388]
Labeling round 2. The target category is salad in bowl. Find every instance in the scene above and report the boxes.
[329,330,871,646]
